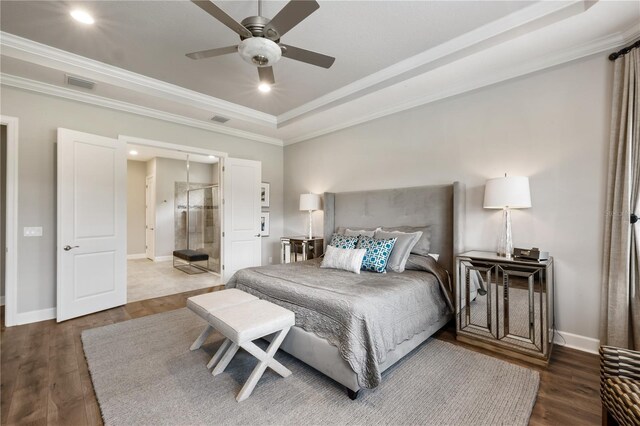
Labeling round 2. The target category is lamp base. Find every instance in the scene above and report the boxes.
[308,210,313,240]
[497,208,513,258]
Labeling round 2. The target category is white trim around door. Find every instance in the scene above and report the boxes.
[118,135,229,160]
[1,115,19,327]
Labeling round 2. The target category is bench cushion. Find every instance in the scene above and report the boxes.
[208,300,295,344]
[173,249,209,262]
[187,289,258,320]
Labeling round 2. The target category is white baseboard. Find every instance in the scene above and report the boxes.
[154,255,173,262]
[554,330,600,354]
[127,253,148,260]
[14,307,56,325]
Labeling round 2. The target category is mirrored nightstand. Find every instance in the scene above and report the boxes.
[456,250,555,366]
[280,236,324,263]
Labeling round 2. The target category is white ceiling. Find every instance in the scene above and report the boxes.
[1,1,638,146]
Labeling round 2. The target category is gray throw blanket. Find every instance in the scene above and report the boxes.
[226,256,452,388]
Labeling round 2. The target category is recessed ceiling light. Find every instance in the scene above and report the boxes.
[129,150,138,156]
[70,9,95,25]
[208,155,216,159]
[258,83,271,93]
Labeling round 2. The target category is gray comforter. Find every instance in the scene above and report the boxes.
[226,255,452,388]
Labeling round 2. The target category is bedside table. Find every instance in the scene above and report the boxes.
[280,236,324,263]
[455,251,555,366]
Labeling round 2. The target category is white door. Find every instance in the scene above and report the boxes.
[57,128,127,322]
[222,157,261,282]
[145,175,155,260]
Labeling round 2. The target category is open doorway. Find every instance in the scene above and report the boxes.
[126,143,222,302]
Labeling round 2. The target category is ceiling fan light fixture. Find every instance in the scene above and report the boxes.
[238,37,282,67]
[258,83,271,93]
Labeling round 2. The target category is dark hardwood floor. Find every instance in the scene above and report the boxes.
[1,287,601,425]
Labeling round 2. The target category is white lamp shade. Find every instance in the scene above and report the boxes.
[483,176,532,209]
[299,193,321,211]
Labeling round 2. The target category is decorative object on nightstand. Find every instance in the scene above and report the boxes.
[483,175,531,258]
[299,193,321,239]
[455,250,554,366]
[280,236,324,263]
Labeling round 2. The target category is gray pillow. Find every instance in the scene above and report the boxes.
[374,229,423,273]
[335,227,378,237]
[345,228,377,237]
[382,226,431,256]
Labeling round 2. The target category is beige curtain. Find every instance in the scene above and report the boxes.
[601,49,640,350]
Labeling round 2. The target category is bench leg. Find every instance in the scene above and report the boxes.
[190,325,214,351]
[236,327,292,402]
[207,338,231,369]
[212,342,239,376]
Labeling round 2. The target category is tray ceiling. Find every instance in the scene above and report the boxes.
[0,1,533,115]
[1,1,638,145]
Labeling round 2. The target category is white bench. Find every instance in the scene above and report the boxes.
[187,290,295,402]
[187,289,258,362]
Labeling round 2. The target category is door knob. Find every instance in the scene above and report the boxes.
[63,245,79,251]
[254,234,261,237]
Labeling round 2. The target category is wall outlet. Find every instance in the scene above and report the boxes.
[24,227,43,237]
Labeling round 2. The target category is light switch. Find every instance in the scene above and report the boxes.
[24,227,43,237]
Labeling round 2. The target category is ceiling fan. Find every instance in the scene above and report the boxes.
[186,0,335,90]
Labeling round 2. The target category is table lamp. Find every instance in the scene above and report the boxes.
[299,193,321,239]
[483,175,531,258]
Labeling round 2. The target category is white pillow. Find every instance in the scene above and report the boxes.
[344,227,380,238]
[320,245,366,274]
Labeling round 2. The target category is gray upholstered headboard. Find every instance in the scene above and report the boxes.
[323,182,465,273]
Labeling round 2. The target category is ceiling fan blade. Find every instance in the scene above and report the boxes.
[191,0,253,38]
[258,67,275,85]
[280,44,335,68]
[263,0,319,38]
[186,45,238,60]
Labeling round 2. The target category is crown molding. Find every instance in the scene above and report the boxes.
[276,0,594,126]
[283,28,637,146]
[0,73,284,146]
[0,31,278,128]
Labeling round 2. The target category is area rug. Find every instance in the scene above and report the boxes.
[82,308,539,425]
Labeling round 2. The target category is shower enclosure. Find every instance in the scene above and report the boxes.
[186,185,220,273]
[174,159,221,274]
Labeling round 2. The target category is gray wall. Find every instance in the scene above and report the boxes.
[1,86,283,315]
[127,160,146,255]
[284,54,612,342]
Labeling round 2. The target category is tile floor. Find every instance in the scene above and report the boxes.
[127,258,221,302]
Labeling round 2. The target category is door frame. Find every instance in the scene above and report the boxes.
[118,135,228,273]
[1,116,18,327]
[145,174,156,260]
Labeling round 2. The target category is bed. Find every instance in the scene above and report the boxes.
[227,182,465,398]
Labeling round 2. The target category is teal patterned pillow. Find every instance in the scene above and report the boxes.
[329,233,359,249]
[357,236,397,273]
